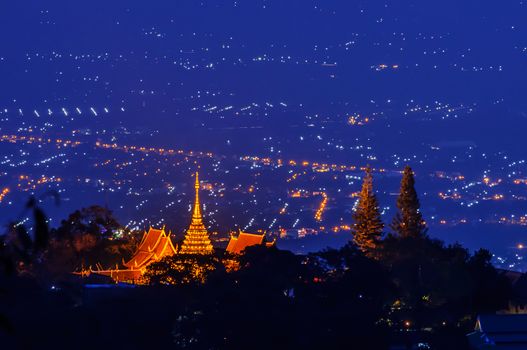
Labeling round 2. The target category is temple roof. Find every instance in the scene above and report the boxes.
[123,227,177,269]
[226,231,275,254]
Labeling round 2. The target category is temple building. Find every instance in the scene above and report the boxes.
[86,173,216,282]
[226,230,276,254]
[93,226,177,282]
[124,226,177,270]
[179,172,214,254]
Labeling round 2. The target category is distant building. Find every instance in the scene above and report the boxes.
[226,231,275,254]
[467,314,527,349]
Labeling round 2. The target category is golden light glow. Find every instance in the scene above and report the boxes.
[179,172,214,254]
[314,192,328,222]
[0,187,9,203]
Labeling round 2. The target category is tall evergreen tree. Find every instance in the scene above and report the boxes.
[352,167,384,257]
[391,165,428,238]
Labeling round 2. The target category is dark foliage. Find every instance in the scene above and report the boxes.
[145,250,226,285]
[1,195,55,276]
[380,234,511,330]
[391,166,428,238]
[0,199,515,349]
[352,167,384,257]
[45,205,138,274]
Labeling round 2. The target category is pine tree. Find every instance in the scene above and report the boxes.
[352,167,384,257]
[391,165,428,238]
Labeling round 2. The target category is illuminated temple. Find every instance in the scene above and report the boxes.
[226,231,276,254]
[89,172,213,282]
[87,173,274,283]
[99,226,177,282]
[179,172,214,254]
[126,227,177,269]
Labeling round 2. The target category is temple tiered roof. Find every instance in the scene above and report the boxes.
[226,231,275,254]
[179,172,214,254]
[93,226,176,282]
[124,226,177,269]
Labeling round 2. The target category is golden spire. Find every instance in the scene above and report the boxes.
[180,172,213,254]
[191,172,203,225]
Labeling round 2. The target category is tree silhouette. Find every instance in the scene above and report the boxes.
[391,166,427,238]
[1,194,57,276]
[352,167,384,257]
[55,205,121,240]
[47,205,135,273]
[0,194,55,334]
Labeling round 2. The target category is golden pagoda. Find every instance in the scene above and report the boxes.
[179,172,214,254]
